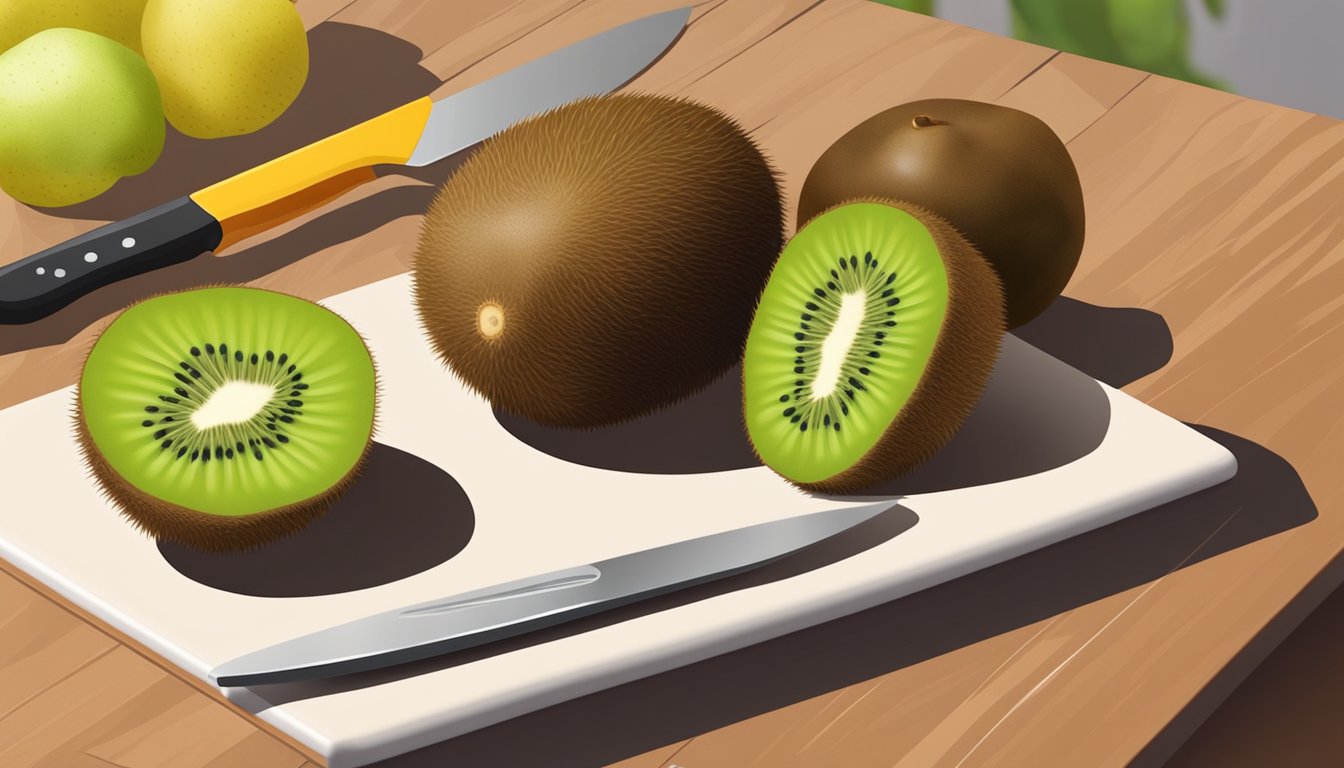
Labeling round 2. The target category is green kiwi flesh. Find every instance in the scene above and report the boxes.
[413,93,783,427]
[76,287,377,551]
[743,200,1004,493]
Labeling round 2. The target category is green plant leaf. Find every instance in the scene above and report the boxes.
[1012,0,1124,62]
[874,0,935,15]
[1203,0,1226,19]
[1107,0,1183,69]
[1010,0,1225,90]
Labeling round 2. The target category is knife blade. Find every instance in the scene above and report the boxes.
[210,502,892,688]
[0,7,691,324]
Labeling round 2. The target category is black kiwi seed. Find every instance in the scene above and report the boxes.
[135,346,311,466]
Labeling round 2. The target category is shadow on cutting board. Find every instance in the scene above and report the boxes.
[158,443,475,597]
[0,22,460,356]
[496,297,1145,491]
[303,299,1310,768]
[494,362,763,474]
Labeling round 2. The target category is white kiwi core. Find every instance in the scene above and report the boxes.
[190,381,277,430]
[812,291,867,398]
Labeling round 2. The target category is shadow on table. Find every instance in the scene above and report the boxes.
[159,443,476,597]
[0,22,458,356]
[343,299,1312,768]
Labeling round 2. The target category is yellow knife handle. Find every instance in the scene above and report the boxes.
[190,97,434,250]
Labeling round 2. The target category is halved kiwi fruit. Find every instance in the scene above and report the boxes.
[742,200,1004,493]
[76,287,377,551]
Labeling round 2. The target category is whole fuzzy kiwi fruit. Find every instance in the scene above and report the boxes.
[414,93,783,427]
[798,99,1084,328]
[76,286,377,551]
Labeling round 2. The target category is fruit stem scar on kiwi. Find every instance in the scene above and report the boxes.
[911,114,941,129]
[477,302,506,340]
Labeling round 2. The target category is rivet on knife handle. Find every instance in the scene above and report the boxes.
[0,197,223,324]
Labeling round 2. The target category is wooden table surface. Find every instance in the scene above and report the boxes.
[2,1,1342,766]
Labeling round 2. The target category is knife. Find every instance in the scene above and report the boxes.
[0,7,691,324]
[210,502,892,687]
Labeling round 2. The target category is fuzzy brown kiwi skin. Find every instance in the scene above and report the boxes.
[413,93,784,428]
[751,198,1006,495]
[72,286,378,553]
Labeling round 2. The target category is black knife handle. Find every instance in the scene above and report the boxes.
[0,197,223,324]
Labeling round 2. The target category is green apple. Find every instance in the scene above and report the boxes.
[0,0,150,55]
[142,0,309,138]
[0,28,165,207]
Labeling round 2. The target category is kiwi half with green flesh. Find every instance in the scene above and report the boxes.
[76,287,377,551]
[743,200,1004,493]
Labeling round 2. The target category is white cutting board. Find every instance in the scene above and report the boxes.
[0,273,1235,767]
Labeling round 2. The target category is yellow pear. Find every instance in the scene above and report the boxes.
[141,0,309,138]
[0,0,149,55]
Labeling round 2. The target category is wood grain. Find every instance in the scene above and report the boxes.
[1,0,1341,766]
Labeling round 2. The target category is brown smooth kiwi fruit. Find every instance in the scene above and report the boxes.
[414,93,783,427]
[798,99,1084,328]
